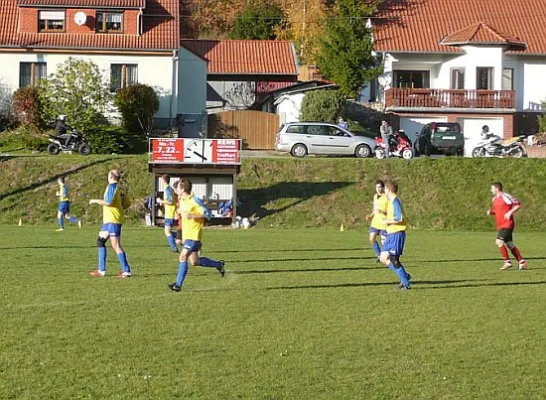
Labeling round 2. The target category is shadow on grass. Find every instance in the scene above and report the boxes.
[0,158,114,202]
[233,265,384,275]
[238,181,354,219]
[215,248,366,254]
[415,257,546,263]
[235,256,375,263]
[266,279,477,290]
[425,281,546,290]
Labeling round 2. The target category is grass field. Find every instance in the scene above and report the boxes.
[1,226,546,399]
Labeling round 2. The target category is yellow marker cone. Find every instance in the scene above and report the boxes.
[18,218,22,226]
[340,223,345,232]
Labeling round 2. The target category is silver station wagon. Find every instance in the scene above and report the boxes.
[275,122,376,158]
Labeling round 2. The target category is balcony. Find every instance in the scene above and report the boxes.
[385,88,516,110]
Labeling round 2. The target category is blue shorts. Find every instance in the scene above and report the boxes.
[58,201,70,214]
[100,223,122,238]
[183,239,202,253]
[382,231,406,256]
[164,218,176,228]
[369,227,387,237]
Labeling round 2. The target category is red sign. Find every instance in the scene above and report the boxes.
[151,139,184,162]
[213,139,241,164]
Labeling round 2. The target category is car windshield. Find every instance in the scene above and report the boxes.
[433,123,461,133]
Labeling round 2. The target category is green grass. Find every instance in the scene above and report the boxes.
[1,226,546,399]
[2,154,546,230]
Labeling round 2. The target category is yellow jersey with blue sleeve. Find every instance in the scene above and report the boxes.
[59,184,69,202]
[371,194,388,230]
[163,185,178,220]
[386,195,407,234]
[102,183,131,224]
[179,194,206,241]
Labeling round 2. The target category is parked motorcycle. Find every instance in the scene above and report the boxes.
[47,128,91,156]
[375,130,414,160]
[471,133,527,158]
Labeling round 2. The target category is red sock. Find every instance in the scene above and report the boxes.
[510,246,523,262]
[499,246,510,261]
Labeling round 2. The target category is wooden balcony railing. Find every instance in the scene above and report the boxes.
[385,88,516,109]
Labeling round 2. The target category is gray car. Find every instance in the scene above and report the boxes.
[275,122,375,158]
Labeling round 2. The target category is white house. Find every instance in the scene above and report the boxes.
[260,81,338,123]
[0,0,206,135]
[366,0,546,153]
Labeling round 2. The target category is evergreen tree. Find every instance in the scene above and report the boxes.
[230,2,285,40]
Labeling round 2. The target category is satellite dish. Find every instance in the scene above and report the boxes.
[74,12,87,26]
[378,74,392,87]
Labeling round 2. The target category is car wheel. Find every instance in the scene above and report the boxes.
[291,143,308,158]
[355,144,371,158]
[47,143,60,155]
[424,140,433,156]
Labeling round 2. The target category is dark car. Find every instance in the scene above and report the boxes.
[414,122,465,156]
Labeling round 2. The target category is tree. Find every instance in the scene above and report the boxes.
[230,2,286,40]
[539,100,546,133]
[114,84,160,137]
[39,58,111,130]
[300,89,347,122]
[316,0,382,97]
[0,80,14,130]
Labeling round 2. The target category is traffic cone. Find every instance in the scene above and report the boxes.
[340,223,345,232]
[18,218,22,226]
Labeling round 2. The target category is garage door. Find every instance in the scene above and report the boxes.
[458,118,504,157]
[399,116,448,144]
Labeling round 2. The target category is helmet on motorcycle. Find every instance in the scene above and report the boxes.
[58,115,67,121]
[482,125,489,133]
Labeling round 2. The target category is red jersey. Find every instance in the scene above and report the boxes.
[491,193,520,230]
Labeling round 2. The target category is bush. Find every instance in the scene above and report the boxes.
[114,84,159,137]
[13,87,43,127]
[19,125,48,151]
[84,125,129,154]
[539,101,546,133]
[300,90,347,123]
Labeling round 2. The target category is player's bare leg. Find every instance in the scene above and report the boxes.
[189,252,225,276]
[369,231,381,262]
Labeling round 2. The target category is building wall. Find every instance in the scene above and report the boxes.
[206,80,257,113]
[276,93,305,123]
[0,51,174,125]
[178,47,207,137]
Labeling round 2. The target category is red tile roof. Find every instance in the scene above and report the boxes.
[374,0,546,55]
[18,0,145,7]
[180,40,299,76]
[441,22,526,48]
[0,0,179,52]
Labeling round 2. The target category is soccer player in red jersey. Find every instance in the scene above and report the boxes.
[487,182,528,270]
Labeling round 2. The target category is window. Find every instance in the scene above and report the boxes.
[502,68,514,90]
[19,62,47,88]
[38,10,65,32]
[96,12,123,33]
[110,64,137,91]
[327,127,347,137]
[286,125,303,134]
[393,70,430,89]
[476,67,494,90]
[306,125,327,136]
[450,68,465,89]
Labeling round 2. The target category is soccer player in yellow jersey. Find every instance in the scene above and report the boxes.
[380,180,412,290]
[55,177,81,231]
[366,180,388,261]
[88,170,132,278]
[168,178,225,292]
[156,175,179,253]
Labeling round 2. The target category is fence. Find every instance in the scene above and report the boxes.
[208,110,280,150]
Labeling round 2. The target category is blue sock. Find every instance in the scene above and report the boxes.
[98,247,106,272]
[199,257,222,268]
[387,263,397,273]
[389,263,410,286]
[58,217,64,229]
[117,252,131,273]
[167,235,178,250]
[176,261,189,287]
[69,216,78,224]
[372,242,381,257]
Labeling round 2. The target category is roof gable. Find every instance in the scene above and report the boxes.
[441,22,526,48]
[180,39,299,76]
[374,0,546,55]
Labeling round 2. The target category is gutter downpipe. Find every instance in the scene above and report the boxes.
[170,49,179,130]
